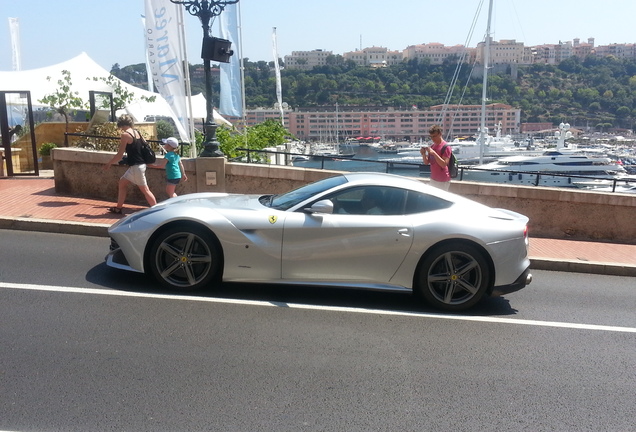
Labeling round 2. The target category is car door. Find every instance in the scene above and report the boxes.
[280,187,414,283]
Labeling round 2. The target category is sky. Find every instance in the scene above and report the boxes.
[1,0,635,72]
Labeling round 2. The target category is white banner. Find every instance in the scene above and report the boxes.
[8,17,21,71]
[144,0,190,141]
[140,16,154,92]
[219,3,243,118]
[272,27,284,126]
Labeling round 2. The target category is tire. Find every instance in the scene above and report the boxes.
[416,243,491,311]
[147,225,221,291]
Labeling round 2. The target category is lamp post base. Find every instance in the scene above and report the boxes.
[200,121,224,158]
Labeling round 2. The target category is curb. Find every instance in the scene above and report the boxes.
[0,217,109,238]
[530,258,636,277]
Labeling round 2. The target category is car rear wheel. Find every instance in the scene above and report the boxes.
[416,243,491,311]
[148,225,221,291]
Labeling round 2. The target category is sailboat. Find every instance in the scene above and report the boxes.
[449,122,544,164]
[442,0,543,164]
[311,103,355,159]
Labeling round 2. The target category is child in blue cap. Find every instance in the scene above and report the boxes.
[160,137,188,198]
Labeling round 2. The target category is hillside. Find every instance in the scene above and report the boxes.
[112,56,636,130]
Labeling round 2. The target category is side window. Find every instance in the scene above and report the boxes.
[327,186,408,216]
[328,188,364,214]
[404,191,453,214]
[381,188,407,215]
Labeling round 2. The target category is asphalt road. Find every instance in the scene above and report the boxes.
[1,230,635,431]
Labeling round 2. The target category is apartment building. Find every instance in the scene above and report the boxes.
[343,46,403,67]
[476,38,533,65]
[402,43,474,65]
[283,49,333,71]
[595,42,636,59]
[231,104,520,142]
[283,37,635,71]
[238,107,291,128]
[572,38,595,58]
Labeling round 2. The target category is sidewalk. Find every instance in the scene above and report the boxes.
[1,175,636,277]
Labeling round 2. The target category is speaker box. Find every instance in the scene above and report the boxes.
[201,37,234,63]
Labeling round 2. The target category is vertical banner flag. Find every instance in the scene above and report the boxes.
[272,27,284,126]
[219,3,243,118]
[144,0,190,141]
[140,16,154,92]
[8,18,21,71]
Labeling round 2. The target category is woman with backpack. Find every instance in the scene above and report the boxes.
[420,124,453,191]
[102,114,157,213]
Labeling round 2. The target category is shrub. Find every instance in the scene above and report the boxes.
[156,119,176,140]
[39,142,57,156]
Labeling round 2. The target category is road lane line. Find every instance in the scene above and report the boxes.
[2,281,635,334]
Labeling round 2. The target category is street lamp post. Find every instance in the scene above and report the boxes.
[170,0,238,157]
[556,122,571,150]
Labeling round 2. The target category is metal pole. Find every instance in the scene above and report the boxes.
[170,0,239,157]
[478,0,494,165]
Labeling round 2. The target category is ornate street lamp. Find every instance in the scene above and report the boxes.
[170,0,238,157]
[556,122,572,149]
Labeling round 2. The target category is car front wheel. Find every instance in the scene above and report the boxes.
[148,225,221,291]
[416,243,491,311]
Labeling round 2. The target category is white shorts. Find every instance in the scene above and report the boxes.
[122,164,148,186]
[429,179,451,191]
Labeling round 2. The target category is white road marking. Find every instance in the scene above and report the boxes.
[2,281,635,333]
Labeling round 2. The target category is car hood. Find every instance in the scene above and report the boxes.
[158,192,265,210]
[110,193,268,230]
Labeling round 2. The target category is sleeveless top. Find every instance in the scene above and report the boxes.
[125,131,145,166]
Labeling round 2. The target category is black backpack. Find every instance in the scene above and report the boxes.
[441,145,458,178]
[137,130,156,165]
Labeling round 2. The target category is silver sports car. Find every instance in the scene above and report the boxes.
[106,172,532,311]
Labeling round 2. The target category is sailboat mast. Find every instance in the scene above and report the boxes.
[335,102,339,143]
[478,0,494,164]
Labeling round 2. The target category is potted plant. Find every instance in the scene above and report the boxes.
[39,142,57,170]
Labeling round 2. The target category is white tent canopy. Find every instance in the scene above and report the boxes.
[0,52,232,141]
[190,93,233,127]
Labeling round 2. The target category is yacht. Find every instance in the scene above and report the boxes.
[449,123,544,163]
[461,150,628,187]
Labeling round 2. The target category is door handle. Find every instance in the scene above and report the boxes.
[398,228,411,237]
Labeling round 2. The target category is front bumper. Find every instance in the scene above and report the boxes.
[105,238,143,273]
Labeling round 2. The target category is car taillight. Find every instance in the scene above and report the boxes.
[524,225,529,246]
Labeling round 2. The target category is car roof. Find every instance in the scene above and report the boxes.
[339,172,481,206]
[342,172,424,186]
[341,172,433,192]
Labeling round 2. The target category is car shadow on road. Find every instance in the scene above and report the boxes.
[86,263,519,317]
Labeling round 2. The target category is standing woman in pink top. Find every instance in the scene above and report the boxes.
[420,124,452,191]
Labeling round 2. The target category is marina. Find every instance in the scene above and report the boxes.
[275,133,636,191]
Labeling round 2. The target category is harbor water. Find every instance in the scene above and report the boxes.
[291,145,430,179]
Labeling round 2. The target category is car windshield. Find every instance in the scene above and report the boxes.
[269,175,348,210]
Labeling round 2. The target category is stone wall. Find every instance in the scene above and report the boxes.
[51,147,636,244]
[7,122,158,174]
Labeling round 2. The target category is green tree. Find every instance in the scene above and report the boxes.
[39,70,86,133]
[156,119,175,140]
[89,75,156,111]
[217,119,291,159]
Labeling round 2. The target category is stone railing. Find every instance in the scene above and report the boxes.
[51,147,636,244]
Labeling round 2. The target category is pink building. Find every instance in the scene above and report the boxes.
[231,104,520,142]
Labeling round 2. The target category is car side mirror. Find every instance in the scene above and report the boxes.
[304,199,334,214]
